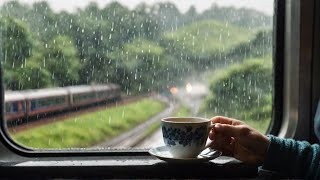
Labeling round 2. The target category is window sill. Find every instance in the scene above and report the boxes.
[0,155,258,179]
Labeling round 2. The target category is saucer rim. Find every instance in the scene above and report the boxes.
[148,145,221,163]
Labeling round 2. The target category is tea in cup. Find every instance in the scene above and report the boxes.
[161,117,214,158]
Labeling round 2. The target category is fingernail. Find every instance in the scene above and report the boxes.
[215,123,221,129]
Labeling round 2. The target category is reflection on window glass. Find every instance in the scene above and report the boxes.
[1,0,274,150]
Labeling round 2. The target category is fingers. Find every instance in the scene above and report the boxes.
[214,123,250,137]
[209,129,215,140]
[208,136,234,157]
[208,116,269,165]
[210,116,243,126]
[212,134,231,149]
[208,123,248,139]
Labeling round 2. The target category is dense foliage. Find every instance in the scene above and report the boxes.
[1,1,272,94]
[201,58,272,123]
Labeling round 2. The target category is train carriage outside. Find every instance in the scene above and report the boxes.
[3,84,121,122]
[67,85,98,107]
[4,92,26,121]
[25,88,69,116]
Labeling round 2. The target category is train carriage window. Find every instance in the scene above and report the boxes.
[5,102,18,113]
[5,103,11,113]
[1,0,274,151]
[73,93,97,103]
[5,103,10,113]
[12,102,18,112]
[31,96,66,110]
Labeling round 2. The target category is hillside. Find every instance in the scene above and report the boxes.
[161,20,256,58]
[200,5,272,28]
[153,2,272,31]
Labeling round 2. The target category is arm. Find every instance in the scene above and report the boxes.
[209,116,320,179]
[261,135,320,179]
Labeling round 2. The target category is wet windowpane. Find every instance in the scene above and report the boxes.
[1,0,274,150]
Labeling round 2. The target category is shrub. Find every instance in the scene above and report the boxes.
[201,58,272,122]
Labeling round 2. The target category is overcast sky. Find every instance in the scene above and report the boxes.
[0,0,274,16]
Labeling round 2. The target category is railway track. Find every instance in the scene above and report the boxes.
[92,96,177,149]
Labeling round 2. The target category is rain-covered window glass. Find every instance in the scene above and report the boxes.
[1,0,274,150]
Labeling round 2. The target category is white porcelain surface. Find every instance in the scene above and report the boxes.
[161,117,213,158]
[149,146,221,163]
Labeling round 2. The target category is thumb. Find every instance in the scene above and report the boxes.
[214,123,250,137]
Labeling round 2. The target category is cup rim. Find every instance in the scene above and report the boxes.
[161,117,210,123]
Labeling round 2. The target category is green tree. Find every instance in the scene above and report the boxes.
[202,58,272,121]
[54,12,77,39]
[109,38,179,94]
[0,1,30,19]
[72,17,112,83]
[200,3,272,28]
[133,3,160,40]
[0,17,33,90]
[1,17,32,68]
[15,56,52,89]
[43,35,82,86]
[101,2,132,44]
[0,1,274,92]
[30,2,57,41]
[226,30,272,62]
[150,2,181,31]
[184,6,198,24]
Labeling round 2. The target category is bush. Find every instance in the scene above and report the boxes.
[201,58,272,122]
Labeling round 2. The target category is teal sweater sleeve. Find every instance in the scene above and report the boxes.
[261,135,320,179]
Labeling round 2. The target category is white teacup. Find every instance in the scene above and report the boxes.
[161,117,215,158]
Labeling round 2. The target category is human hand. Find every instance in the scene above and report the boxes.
[209,116,270,165]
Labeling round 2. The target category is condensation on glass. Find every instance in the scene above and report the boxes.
[0,0,274,150]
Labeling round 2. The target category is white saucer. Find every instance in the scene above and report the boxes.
[149,146,221,163]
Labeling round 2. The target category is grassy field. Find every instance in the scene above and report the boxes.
[173,105,193,117]
[12,98,166,149]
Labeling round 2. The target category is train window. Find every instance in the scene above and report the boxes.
[6,102,21,112]
[73,93,96,103]
[1,0,274,151]
[31,96,66,110]
[5,104,10,113]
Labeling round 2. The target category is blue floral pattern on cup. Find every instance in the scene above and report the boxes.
[162,125,207,147]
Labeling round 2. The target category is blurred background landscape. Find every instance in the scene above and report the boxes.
[1,0,273,149]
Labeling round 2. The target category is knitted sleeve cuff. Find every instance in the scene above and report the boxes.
[261,135,288,174]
